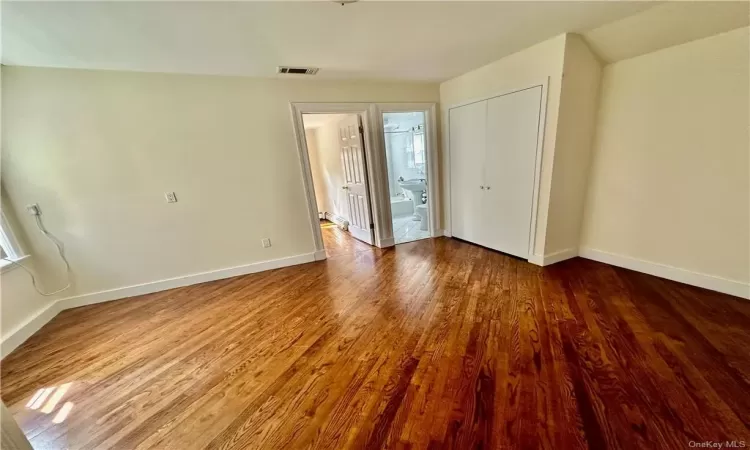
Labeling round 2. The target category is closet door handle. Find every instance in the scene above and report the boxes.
[486,186,491,190]
[480,185,485,190]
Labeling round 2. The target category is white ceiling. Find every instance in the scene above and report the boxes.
[2,1,658,82]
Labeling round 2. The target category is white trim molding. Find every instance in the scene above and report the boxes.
[0,254,30,274]
[443,79,550,259]
[1,252,319,358]
[527,248,577,266]
[1,301,62,359]
[290,102,381,251]
[0,210,25,261]
[379,237,395,248]
[376,103,441,241]
[579,248,750,300]
[290,102,439,253]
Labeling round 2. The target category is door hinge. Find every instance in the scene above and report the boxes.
[370,223,375,230]
[359,125,364,134]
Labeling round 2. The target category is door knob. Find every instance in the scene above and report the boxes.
[486,186,491,190]
[342,186,349,190]
[480,186,485,190]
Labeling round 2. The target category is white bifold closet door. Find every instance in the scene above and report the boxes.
[448,100,486,244]
[483,87,541,258]
[449,86,542,259]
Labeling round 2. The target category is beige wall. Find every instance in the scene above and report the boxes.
[0,67,58,349]
[544,34,602,254]
[1,261,55,346]
[581,27,750,285]
[0,66,439,336]
[304,128,327,214]
[440,34,566,256]
[0,191,57,342]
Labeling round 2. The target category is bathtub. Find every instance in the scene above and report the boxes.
[390,195,413,217]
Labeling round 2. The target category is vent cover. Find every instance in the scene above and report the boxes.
[277,66,319,75]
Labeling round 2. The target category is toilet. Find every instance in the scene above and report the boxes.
[415,204,429,231]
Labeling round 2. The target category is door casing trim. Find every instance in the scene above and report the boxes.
[290,102,440,254]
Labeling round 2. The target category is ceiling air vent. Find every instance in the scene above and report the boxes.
[277,66,319,75]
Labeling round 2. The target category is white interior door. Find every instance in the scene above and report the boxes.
[339,115,374,245]
[483,86,542,258]
[449,100,487,244]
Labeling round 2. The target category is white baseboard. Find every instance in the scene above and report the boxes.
[543,248,578,265]
[313,249,327,261]
[527,248,577,266]
[1,301,62,359]
[324,212,349,231]
[58,252,317,311]
[379,237,395,248]
[527,254,544,265]
[1,252,318,358]
[579,248,750,299]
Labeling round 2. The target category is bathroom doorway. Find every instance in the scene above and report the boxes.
[382,111,433,244]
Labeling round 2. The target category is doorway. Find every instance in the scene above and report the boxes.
[291,102,439,258]
[382,111,431,244]
[301,112,376,257]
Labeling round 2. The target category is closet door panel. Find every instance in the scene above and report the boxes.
[449,101,487,244]
[484,86,542,258]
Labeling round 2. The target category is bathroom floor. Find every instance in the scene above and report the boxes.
[393,215,430,244]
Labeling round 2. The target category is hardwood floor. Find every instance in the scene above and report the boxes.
[320,221,378,258]
[2,231,749,449]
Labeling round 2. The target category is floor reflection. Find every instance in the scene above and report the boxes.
[25,383,73,420]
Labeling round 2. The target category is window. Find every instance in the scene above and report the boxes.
[413,132,425,167]
[0,210,28,271]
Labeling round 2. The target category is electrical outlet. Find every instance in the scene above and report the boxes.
[165,192,178,203]
[261,238,272,248]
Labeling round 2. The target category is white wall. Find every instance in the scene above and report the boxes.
[0,66,439,340]
[581,27,750,293]
[544,34,602,255]
[0,191,58,353]
[383,112,426,195]
[0,66,59,356]
[440,34,566,257]
[304,128,328,215]
[305,114,352,220]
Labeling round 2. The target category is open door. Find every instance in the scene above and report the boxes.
[338,115,374,245]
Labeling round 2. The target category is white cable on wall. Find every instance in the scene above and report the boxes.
[2,212,71,297]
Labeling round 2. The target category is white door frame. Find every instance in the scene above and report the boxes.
[376,103,440,243]
[290,102,440,257]
[290,103,383,258]
[443,79,549,262]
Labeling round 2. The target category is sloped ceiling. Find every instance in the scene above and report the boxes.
[583,1,750,63]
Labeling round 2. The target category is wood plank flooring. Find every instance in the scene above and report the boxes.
[2,230,749,449]
[320,221,378,259]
